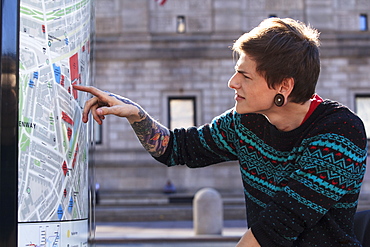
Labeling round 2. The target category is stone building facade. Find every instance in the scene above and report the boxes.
[93,0,370,195]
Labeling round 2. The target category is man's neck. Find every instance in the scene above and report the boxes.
[266,100,311,132]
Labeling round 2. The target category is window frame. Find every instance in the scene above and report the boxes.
[360,14,368,31]
[161,91,202,130]
[355,94,370,140]
[167,96,197,130]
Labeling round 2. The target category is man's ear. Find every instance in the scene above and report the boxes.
[279,77,294,96]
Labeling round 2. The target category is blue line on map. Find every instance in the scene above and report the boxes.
[57,204,63,220]
[53,63,61,84]
[68,196,73,213]
[29,79,35,88]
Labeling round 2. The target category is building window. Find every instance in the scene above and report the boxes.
[355,95,370,139]
[176,16,186,33]
[168,97,196,130]
[360,14,368,31]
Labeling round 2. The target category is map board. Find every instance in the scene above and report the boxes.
[17,0,93,245]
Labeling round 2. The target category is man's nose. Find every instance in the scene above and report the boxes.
[228,72,240,89]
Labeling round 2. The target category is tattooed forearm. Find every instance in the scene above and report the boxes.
[131,113,170,157]
[107,92,170,157]
[131,114,153,136]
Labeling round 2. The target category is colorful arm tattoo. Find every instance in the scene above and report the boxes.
[131,115,170,157]
[109,93,170,157]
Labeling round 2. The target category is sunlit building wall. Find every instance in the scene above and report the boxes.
[93,0,370,194]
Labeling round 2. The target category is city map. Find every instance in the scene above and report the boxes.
[18,0,92,245]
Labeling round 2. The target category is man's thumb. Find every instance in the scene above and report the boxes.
[96,107,107,116]
[97,106,118,117]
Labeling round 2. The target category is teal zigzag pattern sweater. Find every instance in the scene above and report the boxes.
[154,100,367,246]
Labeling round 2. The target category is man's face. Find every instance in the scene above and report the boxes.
[228,53,277,114]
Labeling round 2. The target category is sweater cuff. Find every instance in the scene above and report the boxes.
[251,223,280,247]
[152,131,173,164]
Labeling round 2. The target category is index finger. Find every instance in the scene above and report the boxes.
[73,85,106,98]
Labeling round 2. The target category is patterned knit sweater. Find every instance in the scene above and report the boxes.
[154,99,368,246]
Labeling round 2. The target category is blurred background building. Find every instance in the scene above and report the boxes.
[93,0,370,220]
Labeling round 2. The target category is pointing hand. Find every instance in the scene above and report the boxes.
[73,85,143,124]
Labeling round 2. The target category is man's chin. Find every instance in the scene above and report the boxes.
[234,106,257,115]
[234,106,247,114]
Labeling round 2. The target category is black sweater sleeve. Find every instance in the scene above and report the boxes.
[153,109,239,168]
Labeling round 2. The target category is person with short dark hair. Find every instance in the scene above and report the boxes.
[74,18,367,246]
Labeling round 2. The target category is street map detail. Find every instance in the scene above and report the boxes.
[18,0,92,245]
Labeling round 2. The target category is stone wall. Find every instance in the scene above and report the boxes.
[93,0,370,194]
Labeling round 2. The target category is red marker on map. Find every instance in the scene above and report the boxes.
[62,111,74,125]
[67,127,72,141]
[62,161,68,176]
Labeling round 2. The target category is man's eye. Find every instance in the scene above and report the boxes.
[236,71,250,79]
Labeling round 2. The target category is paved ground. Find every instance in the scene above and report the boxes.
[95,242,238,247]
[93,220,247,247]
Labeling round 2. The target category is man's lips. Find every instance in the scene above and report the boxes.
[235,94,245,101]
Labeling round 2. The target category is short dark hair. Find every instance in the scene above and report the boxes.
[232,18,321,104]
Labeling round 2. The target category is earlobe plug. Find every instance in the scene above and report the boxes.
[274,94,285,107]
